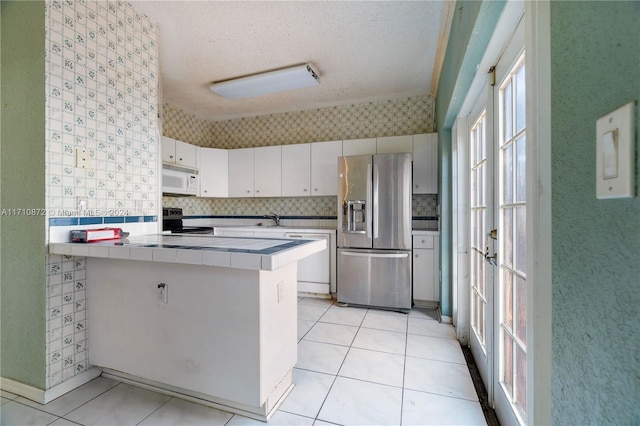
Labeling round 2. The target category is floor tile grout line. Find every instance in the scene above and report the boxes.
[400,310,410,426]
[55,379,122,419]
[309,303,368,425]
[134,394,174,426]
[400,387,483,404]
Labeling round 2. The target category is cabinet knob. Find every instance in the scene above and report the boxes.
[256,190,260,193]
[169,155,174,159]
[415,253,419,258]
[204,190,208,193]
[314,188,318,192]
[421,239,426,243]
[246,190,250,193]
[303,188,307,192]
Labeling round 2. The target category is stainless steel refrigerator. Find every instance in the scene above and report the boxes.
[337,153,412,312]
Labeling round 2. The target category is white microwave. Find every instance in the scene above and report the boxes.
[162,164,199,196]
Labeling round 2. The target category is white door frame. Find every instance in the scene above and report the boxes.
[523,1,552,424]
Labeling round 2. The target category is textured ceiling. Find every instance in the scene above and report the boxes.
[131,1,450,122]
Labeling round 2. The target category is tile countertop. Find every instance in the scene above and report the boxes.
[48,234,326,271]
[214,225,337,232]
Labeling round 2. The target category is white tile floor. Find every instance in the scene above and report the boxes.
[1,297,487,425]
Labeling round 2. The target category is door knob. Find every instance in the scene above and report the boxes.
[484,247,497,265]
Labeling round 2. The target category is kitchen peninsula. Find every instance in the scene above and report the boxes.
[49,234,326,421]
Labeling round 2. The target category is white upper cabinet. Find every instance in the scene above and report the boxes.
[254,146,281,197]
[412,133,438,194]
[282,144,311,196]
[162,136,197,168]
[175,140,197,168]
[197,147,228,198]
[376,135,413,154]
[228,148,254,197]
[342,138,376,156]
[310,140,342,196]
[162,136,176,163]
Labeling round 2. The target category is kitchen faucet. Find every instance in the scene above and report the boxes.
[265,212,281,226]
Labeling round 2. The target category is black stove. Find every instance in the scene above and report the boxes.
[162,207,213,234]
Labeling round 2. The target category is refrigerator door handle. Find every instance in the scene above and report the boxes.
[340,251,409,259]
[372,161,378,239]
[367,162,373,239]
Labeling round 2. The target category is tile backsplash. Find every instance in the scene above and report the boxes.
[162,97,438,217]
[46,0,159,218]
[44,0,159,388]
[163,194,437,218]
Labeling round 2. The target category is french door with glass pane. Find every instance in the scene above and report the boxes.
[467,18,527,426]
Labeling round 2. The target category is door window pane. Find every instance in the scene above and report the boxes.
[503,268,513,330]
[502,330,514,395]
[516,206,527,274]
[516,275,527,344]
[516,136,526,202]
[503,207,513,267]
[503,82,513,140]
[503,143,513,204]
[516,345,527,418]
[515,66,526,134]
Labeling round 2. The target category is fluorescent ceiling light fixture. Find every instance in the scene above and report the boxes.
[210,63,319,99]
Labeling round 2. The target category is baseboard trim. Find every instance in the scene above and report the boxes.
[1,368,102,404]
[101,368,293,422]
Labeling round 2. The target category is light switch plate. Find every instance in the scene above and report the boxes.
[75,148,95,169]
[596,101,636,199]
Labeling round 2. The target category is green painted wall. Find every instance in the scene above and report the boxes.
[549,2,640,423]
[435,1,505,316]
[0,1,47,388]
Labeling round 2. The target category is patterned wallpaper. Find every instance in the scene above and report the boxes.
[162,103,215,147]
[163,96,435,148]
[45,0,158,388]
[162,97,438,217]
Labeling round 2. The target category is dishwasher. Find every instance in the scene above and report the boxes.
[285,232,331,295]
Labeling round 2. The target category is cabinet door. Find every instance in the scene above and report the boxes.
[376,135,413,154]
[162,136,176,163]
[281,144,310,196]
[412,133,438,194]
[228,148,254,197]
[175,139,197,168]
[254,146,281,197]
[311,140,342,196]
[413,248,436,301]
[198,147,228,198]
[342,138,376,156]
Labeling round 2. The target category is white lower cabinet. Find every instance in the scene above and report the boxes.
[412,232,439,306]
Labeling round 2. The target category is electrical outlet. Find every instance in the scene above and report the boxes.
[76,197,88,211]
[75,149,95,169]
[158,283,168,304]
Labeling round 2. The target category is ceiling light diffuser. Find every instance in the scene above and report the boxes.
[210,64,319,99]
